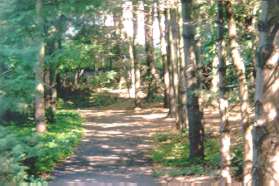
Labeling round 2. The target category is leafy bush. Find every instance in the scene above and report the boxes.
[0,111,83,183]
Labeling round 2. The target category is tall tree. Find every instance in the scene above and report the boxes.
[253,0,279,185]
[177,0,187,130]
[35,0,47,133]
[166,4,177,117]
[132,0,141,108]
[170,1,180,126]
[216,0,232,184]
[225,2,252,184]
[157,0,170,108]
[181,0,204,159]
[144,0,159,100]
[128,27,136,99]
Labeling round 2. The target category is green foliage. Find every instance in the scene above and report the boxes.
[152,132,245,178]
[0,0,107,122]
[0,58,35,122]
[91,94,118,107]
[152,132,220,176]
[204,139,221,168]
[152,133,220,170]
[58,91,118,109]
[0,126,28,183]
[89,71,118,88]
[45,108,56,123]
[0,111,83,182]
[231,145,243,178]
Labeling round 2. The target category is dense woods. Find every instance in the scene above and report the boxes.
[0,0,278,185]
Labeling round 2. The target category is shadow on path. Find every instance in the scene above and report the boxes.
[49,104,242,186]
[49,107,172,186]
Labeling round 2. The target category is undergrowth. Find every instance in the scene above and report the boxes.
[0,111,83,184]
[152,132,243,178]
[58,90,119,109]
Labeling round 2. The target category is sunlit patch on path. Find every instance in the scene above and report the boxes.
[49,101,241,185]
[49,106,172,186]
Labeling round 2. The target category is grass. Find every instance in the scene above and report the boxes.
[151,132,243,178]
[1,111,84,183]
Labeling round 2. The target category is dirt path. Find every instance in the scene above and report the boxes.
[49,106,173,186]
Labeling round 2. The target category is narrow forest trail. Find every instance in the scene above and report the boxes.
[48,90,242,186]
[49,105,173,186]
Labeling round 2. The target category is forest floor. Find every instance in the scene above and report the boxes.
[49,89,242,186]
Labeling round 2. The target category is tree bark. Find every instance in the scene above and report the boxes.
[144,0,160,100]
[170,4,180,127]
[50,66,57,112]
[181,0,204,159]
[166,6,177,117]
[157,0,170,108]
[128,38,136,98]
[216,0,232,184]
[35,0,47,133]
[225,2,252,184]
[253,1,279,185]
[132,0,141,108]
[44,66,51,109]
[177,0,188,130]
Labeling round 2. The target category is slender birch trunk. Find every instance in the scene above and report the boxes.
[216,0,232,184]
[157,0,170,108]
[144,0,160,100]
[132,0,141,108]
[253,1,279,185]
[225,2,253,184]
[128,37,136,98]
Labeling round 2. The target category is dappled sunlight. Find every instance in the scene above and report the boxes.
[128,113,166,120]
[203,106,243,145]
[49,94,244,185]
[50,105,173,186]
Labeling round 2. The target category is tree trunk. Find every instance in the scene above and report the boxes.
[35,0,46,133]
[44,67,51,110]
[225,2,252,184]
[44,40,58,113]
[170,5,180,128]
[216,0,232,184]
[181,0,204,159]
[144,0,160,100]
[133,0,141,108]
[50,66,57,112]
[128,38,136,98]
[177,0,188,130]
[170,0,180,129]
[157,0,170,108]
[166,6,177,117]
[253,1,279,185]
